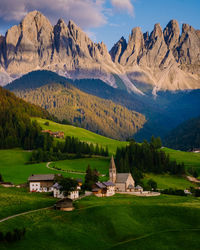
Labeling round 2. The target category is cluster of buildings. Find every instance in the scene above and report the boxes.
[27,156,147,212]
[92,156,143,197]
[28,174,82,200]
[28,156,144,202]
[41,129,65,139]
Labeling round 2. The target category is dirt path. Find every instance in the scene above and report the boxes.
[0,206,52,224]
[111,228,200,248]
[186,175,200,183]
[46,162,85,175]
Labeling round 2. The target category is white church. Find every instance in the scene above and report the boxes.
[109,156,136,192]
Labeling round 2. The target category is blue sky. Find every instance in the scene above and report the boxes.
[0,0,199,50]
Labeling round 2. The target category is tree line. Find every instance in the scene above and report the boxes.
[0,86,56,150]
[30,136,109,163]
[115,137,185,183]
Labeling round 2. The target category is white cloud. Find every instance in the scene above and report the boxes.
[0,0,107,29]
[111,0,134,16]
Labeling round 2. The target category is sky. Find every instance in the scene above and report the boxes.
[0,0,199,50]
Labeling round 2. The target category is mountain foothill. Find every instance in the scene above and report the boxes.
[0,11,200,148]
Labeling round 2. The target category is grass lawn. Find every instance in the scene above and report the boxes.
[143,173,196,190]
[0,149,110,184]
[0,194,200,250]
[50,157,110,175]
[163,147,200,175]
[34,117,129,155]
[0,186,56,220]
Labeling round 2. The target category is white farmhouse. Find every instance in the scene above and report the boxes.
[28,174,55,192]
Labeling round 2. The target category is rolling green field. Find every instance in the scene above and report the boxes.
[34,117,129,155]
[0,148,199,189]
[0,186,56,220]
[163,147,200,174]
[144,173,196,189]
[0,194,200,250]
[50,157,110,175]
[0,149,109,184]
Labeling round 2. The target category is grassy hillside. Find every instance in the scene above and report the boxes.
[0,149,110,184]
[0,186,56,220]
[50,158,109,176]
[35,117,129,155]
[7,71,146,140]
[163,147,200,174]
[144,173,196,189]
[0,194,200,249]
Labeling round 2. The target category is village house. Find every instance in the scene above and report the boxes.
[191,148,200,153]
[28,174,56,192]
[41,130,65,139]
[54,198,74,211]
[53,182,79,200]
[109,156,135,192]
[92,181,115,197]
[134,185,144,192]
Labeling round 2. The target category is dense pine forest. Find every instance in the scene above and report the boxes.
[115,137,185,183]
[7,71,146,140]
[164,116,200,151]
[30,136,109,163]
[0,87,55,149]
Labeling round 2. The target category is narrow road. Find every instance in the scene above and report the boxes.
[46,162,85,175]
[0,206,52,223]
[186,175,200,183]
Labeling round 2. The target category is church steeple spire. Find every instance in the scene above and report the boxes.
[109,155,116,183]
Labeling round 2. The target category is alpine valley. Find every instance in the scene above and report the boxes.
[0,10,199,142]
[0,7,200,250]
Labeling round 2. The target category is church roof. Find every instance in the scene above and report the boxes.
[110,156,116,170]
[116,173,130,183]
[96,182,106,189]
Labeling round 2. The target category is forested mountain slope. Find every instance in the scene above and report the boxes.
[14,83,146,140]
[0,87,53,149]
[164,116,200,151]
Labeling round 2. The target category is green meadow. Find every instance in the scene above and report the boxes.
[0,186,56,220]
[0,149,110,184]
[0,194,200,250]
[163,147,200,174]
[144,173,196,189]
[34,117,129,155]
[50,157,110,175]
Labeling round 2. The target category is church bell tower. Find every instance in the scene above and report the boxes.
[109,155,117,183]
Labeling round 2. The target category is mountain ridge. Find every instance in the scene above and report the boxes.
[0,10,199,93]
[7,70,146,140]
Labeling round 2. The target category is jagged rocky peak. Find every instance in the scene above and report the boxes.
[97,42,109,57]
[196,30,200,39]
[177,23,200,70]
[150,23,163,40]
[53,18,69,53]
[119,27,145,66]
[5,10,54,74]
[164,19,180,49]
[143,31,149,47]
[109,36,127,63]
[182,23,194,33]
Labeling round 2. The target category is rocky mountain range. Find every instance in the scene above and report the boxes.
[0,11,200,93]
